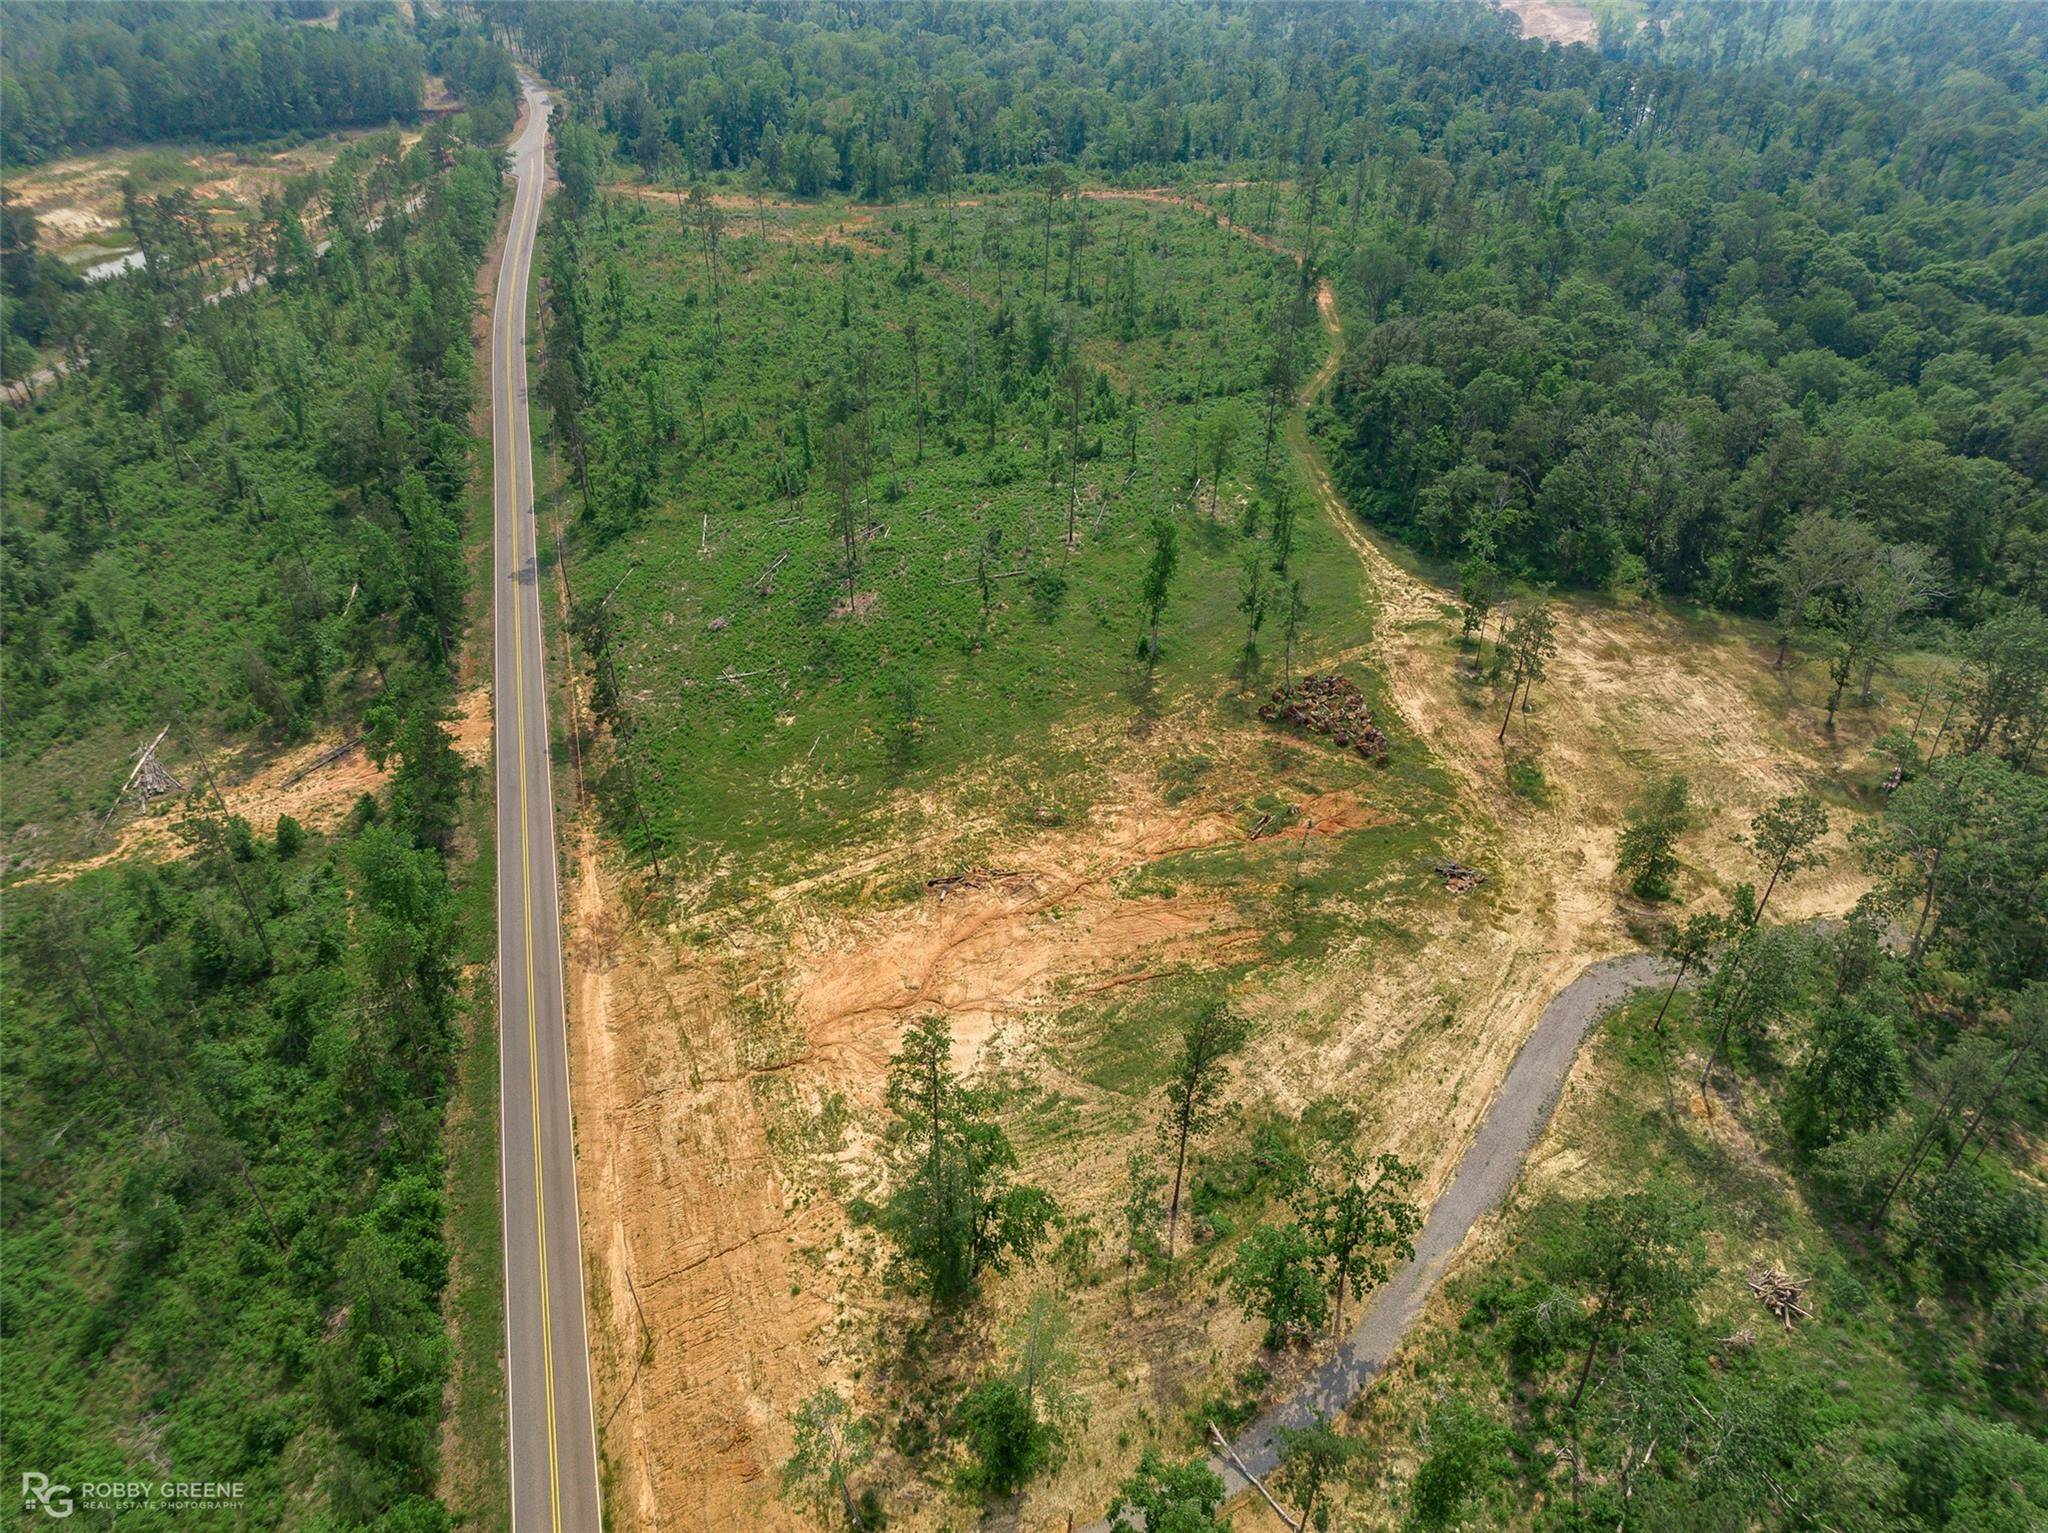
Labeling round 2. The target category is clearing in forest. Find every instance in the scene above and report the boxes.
[541,178,1897,1532]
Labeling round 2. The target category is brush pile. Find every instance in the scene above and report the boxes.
[1745,1265,1812,1329]
[926,867,1032,903]
[1435,860,1486,893]
[1259,674,1389,763]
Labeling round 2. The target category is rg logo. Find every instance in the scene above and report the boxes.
[20,1474,74,1519]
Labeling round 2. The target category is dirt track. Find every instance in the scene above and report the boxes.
[1178,204,1868,1519]
[1221,951,1667,1490]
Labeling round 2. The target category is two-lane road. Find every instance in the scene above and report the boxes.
[492,79,603,1532]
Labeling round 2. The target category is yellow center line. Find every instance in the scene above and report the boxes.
[503,150,565,1533]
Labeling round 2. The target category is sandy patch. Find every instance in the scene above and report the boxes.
[1499,0,1602,46]
[26,688,491,880]
[563,715,1417,1529]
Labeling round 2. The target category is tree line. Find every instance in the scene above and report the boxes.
[509,0,2045,703]
[1,1,429,165]
[4,75,511,773]
[1,40,516,1526]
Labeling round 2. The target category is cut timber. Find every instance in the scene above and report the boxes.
[925,866,1031,903]
[280,737,363,788]
[94,726,182,843]
[753,551,789,596]
[1434,860,1486,894]
[130,734,182,802]
[1207,1422,1302,1530]
[1257,672,1390,763]
[1745,1265,1812,1329]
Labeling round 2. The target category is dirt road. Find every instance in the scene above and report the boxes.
[1122,192,1853,1521]
[1217,952,1667,1493]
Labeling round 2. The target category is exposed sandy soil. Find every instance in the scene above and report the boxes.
[22,687,492,881]
[564,728,1410,1528]
[7,126,423,269]
[1498,0,1603,47]
[561,189,1893,1531]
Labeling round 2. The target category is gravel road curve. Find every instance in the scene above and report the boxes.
[1089,951,1671,1528]
[1219,952,1669,1491]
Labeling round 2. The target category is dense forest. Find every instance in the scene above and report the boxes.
[0,1,437,165]
[512,1,2046,640]
[0,28,517,1529]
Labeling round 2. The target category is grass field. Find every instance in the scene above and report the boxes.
[545,184,1444,906]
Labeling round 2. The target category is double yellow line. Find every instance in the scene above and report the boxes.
[501,140,564,1533]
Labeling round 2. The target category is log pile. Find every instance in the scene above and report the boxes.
[1745,1265,1812,1329]
[1258,673,1389,763]
[132,744,182,802]
[1434,860,1486,893]
[926,867,1032,903]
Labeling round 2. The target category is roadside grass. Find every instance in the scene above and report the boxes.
[438,451,507,1523]
[441,823,509,1530]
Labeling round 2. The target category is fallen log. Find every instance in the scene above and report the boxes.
[281,737,362,788]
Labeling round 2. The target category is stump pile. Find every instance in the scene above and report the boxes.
[1745,1265,1812,1329]
[1259,673,1389,763]
[926,867,1032,903]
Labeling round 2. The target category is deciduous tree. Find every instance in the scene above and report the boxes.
[868,1015,1056,1306]
[784,1386,876,1529]
[1616,773,1693,901]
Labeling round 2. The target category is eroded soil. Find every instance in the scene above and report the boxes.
[1498,0,1602,47]
[17,686,491,881]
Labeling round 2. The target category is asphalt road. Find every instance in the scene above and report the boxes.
[491,79,603,1533]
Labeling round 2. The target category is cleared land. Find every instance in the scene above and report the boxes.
[4,121,428,276]
[538,179,1905,1531]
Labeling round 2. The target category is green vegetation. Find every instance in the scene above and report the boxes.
[3,3,427,165]
[1109,1448,1228,1533]
[7,3,2047,1529]
[1,818,470,1527]
[1615,774,1693,902]
[860,1015,1058,1308]
[535,149,1416,898]
[1326,795,2047,1529]
[1,39,516,1529]
[784,1386,881,1531]
[2,107,504,860]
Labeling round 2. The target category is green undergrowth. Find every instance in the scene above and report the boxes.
[1340,977,2048,1531]
[540,182,1452,907]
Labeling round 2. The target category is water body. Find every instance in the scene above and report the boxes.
[81,248,147,283]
